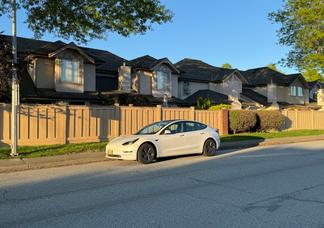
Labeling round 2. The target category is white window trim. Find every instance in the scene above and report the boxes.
[297,87,303,97]
[59,59,82,84]
[290,86,297,96]
[156,70,171,91]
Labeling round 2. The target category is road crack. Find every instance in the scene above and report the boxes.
[242,182,324,213]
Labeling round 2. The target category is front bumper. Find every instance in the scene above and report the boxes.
[105,144,137,161]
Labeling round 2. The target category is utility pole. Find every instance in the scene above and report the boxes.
[10,0,18,157]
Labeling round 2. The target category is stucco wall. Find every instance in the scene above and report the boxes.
[210,74,242,98]
[252,79,309,105]
[139,71,152,95]
[84,64,96,92]
[35,58,55,89]
[253,86,268,97]
[178,81,209,99]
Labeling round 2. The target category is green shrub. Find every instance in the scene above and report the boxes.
[197,97,211,110]
[208,104,231,111]
[229,110,257,134]
[256,111,285,132]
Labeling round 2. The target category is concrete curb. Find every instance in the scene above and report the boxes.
[1,135,324,173]
[220,135,324,150]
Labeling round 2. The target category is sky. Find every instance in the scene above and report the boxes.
[0,0,297,74]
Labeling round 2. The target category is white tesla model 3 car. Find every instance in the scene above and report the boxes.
[106,120,220,164]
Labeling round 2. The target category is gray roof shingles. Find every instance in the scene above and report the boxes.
[175,58,236,83]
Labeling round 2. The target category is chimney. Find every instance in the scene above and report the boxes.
[118,63,131,93]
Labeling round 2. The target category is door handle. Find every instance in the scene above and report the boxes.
[200,132,205,135]
[180,134,185,136]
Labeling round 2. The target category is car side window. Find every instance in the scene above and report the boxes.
[184,122,207,132]
[162,122,183,134]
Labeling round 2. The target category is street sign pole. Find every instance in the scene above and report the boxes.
[10,0,18,157]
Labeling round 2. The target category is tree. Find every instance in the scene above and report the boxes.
[0,0,173,43]
[269,0,323,77]
[303,68,323,82]
[267,63,279,71]
[221,63,233,69]
[0,36,12,102]
[0,35,27,102]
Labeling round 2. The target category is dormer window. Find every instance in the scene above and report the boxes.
[156,71,170,90]
[60,60,81,84]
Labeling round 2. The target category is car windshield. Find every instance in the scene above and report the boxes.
[135,121,173,135]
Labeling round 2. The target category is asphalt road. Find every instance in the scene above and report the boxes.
[1,141,324,228]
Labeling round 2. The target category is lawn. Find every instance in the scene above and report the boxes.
[221,129,324,142]
[1,130,324,160]
[0,142,107,160]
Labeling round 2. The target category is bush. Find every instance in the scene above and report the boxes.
[229,110,257,134]
[197,97,211,110]
[208,104,231,111]
[256,111,285,132]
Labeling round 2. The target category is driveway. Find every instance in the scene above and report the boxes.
[1,140,324,227]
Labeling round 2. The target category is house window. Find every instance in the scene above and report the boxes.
[60,60,80,83]
[297,87,303,97]
[290,86,296,96]
[183,81,190,95]
[156,71,170,90]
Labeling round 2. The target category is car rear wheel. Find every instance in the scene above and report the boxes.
[203,139,217,156]
[137,143,156,164]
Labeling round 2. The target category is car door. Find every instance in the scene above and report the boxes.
[182,121,207,154]
[156,122,186,157]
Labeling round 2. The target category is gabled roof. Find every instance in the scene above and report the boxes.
[184,89,229,105]
[48,42,94,63]
[175,58,246,83]
[1,35,125,73]
[128,55,180,74]
[241,88,268,106]
[241,67,308,88]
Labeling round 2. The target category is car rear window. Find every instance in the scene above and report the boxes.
[184,122,207,132]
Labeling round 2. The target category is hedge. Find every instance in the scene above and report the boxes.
[229,110,286,134]
[208,104,231,111]
[229,110,257,134]
[256,111,285,132]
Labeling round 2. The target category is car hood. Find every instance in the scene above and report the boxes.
[108,135,143,145]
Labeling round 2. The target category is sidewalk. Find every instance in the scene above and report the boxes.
[1,135,324,173]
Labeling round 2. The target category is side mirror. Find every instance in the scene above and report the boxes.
[164,129,172,135]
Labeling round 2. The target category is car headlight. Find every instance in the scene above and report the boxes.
[122,138,139,146]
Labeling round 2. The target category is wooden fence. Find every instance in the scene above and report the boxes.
[281,110,324,130]
[0,104,228,146]
[2,103,324,146]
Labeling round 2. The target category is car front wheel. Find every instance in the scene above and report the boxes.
[137,143,156,164]
[203,138,217,156]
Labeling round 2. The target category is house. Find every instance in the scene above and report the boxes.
[241,67,310,106]
[125,55,187,105]
[1,35,310,108]
[175,58,248,105]
[1,35,127,104]
[1,36,186,105]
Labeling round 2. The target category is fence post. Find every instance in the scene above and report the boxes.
[218,109,229,135]
[190,106,195,121]
[58,104,67,144]
[114,103,121,138]
[156,105,162,121]
[311,110,315,129]
[295,110,298,129]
